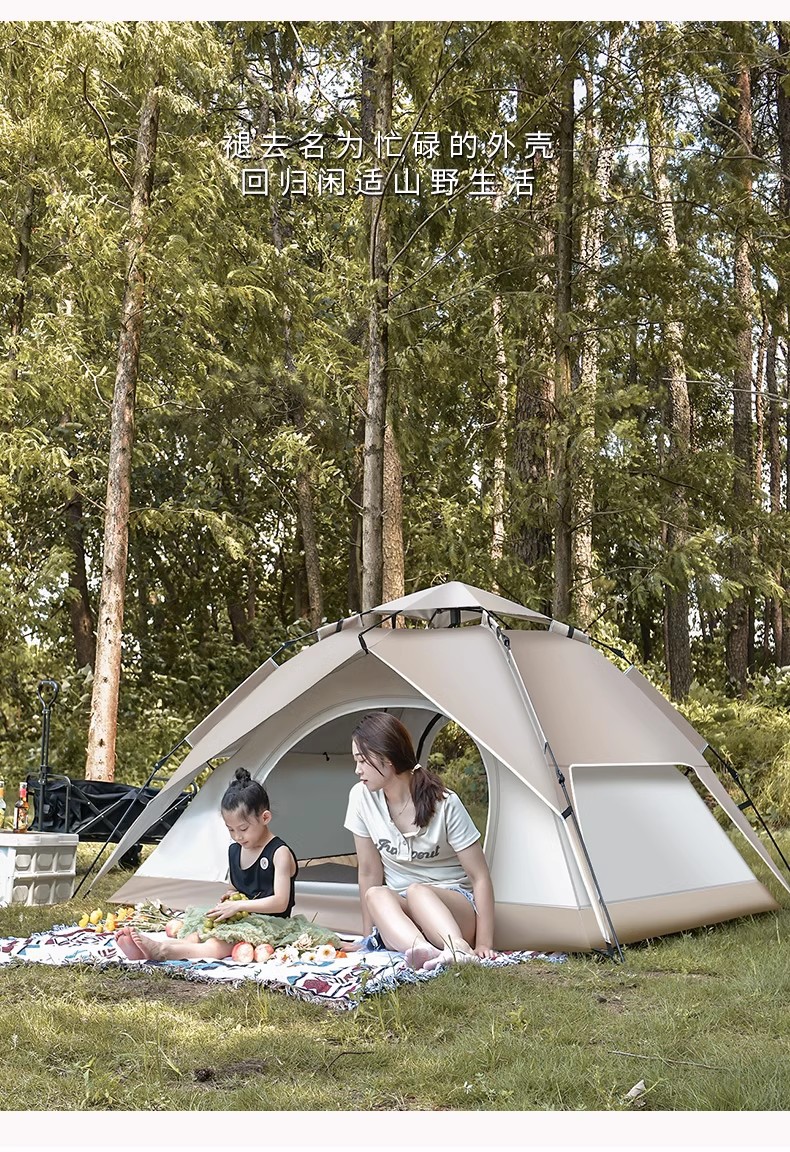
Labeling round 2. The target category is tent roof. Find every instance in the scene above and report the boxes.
[370,580,550,624]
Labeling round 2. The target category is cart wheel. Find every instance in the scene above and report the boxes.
[120,844,142,869]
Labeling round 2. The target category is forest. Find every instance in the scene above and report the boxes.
[2,19,790,823]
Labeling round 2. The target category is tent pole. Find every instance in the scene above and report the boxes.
[73,736,190,898]
[483,612,626,962]
[416,713,444,763]
[543,742,625,962]
[707,746,790,879]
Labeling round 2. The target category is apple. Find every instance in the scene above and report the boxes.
[165,919,184,939]
[254,942,275,962]
[231,941,255,963]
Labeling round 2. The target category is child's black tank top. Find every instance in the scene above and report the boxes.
[228,835,299,917]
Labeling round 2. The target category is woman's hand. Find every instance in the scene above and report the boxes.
[456,841,496,959]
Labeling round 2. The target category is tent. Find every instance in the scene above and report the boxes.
[97,581,788,954]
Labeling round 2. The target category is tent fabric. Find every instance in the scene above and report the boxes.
[98,581,786,952]
[369,580,550,623]
[622,665,788,892]
[94,623,369,882]
[624,666,709,755]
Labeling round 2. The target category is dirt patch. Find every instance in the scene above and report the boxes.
[94,973,218,1002]
[193,1058,271,1085]
[505,964,570,987]
[595,994,628,1014]
[371,1096,428,1110]
[638,968,717,980]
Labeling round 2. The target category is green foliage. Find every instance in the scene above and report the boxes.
[429,720,488,830]
[679,683,790,825]
[0,19,789,819]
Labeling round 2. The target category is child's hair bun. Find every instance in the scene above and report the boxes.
[221,766,270,817]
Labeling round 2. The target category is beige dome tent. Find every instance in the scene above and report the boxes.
[96,581,787,955]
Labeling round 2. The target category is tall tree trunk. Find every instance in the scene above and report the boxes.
[552,60,575,621]
[347,413,365,615]
[64,485,96,671]
[753,312,767,666]
[381,420,404,604]
[725,55,754,696]
[510,66,554,610]
[361,21,394,610]
[490,266,509,587]
[226,462,255,647]
[264,34,324,630]
[642,22,693,699]
[753,310,768,495]
[784,331,790,667]
[131,527,150,678]
[776,23,790,664]
[511,206,553,608]
[85,82,161,782]
[227,598,254,649]
[512,355,552,600]
[765,326,782,662]
[572,29,621,628]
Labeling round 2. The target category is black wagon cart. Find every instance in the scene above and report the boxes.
[26,680,195,868]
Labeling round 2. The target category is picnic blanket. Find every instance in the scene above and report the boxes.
[0,926,566,1010]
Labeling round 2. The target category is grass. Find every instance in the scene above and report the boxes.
[1,837,789,1112]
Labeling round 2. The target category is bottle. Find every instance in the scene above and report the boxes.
[12,781,29,833]
[0,777,5,829]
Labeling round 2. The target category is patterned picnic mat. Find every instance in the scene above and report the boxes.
[0,926,566,1010]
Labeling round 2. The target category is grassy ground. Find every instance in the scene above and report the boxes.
[1,837,789,1112]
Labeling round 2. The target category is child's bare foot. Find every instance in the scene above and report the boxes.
[119,928,172,961]
[115,927,146,961]
[404,942,442,970]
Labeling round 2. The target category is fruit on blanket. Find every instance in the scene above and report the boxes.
[78,914,90,928]
[253,942,275,962]
[231,941,254,963]
[220,892,249,923]
[165,919,183,938]
[89,909,103,925]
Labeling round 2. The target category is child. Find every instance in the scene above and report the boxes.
[116,767,300,962]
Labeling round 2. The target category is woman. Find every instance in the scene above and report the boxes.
[344,712,496,970]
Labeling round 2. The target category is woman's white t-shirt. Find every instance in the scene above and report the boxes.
[344,781,480,893]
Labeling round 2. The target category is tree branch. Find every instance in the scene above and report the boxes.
[82,67,133,194]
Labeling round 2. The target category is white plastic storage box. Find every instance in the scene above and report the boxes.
[0,831,79,906]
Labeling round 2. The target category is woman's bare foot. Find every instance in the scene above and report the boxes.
[404,942,442,970]
[115,927,147,961]
[423,944,478,972]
